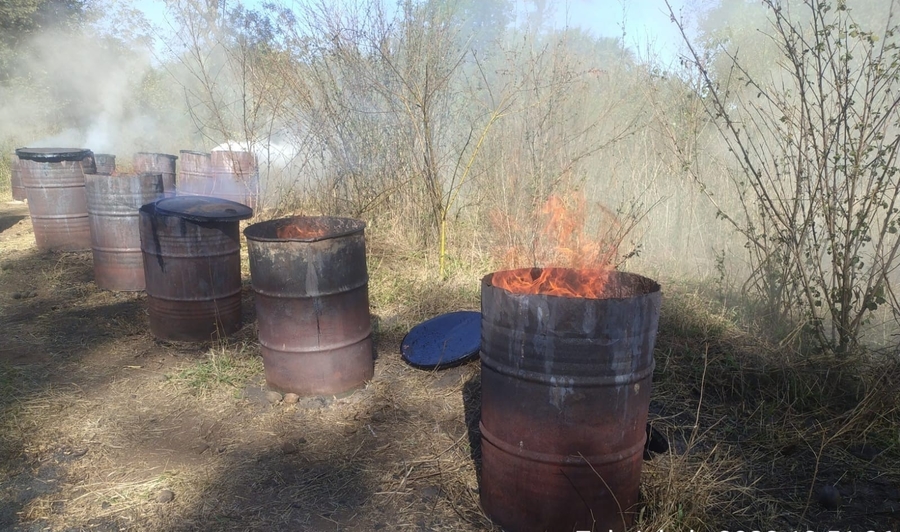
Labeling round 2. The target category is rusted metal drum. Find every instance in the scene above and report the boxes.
[209,150,259,208]
[139,196,253,341]
[133,152,177,196]
[16,147,94,251]
[85,173,166,291]
[176,150,211,198]
[93,153,116,175]
[10,152,26,201]
[479,268,661,532]
[244,216,373,395]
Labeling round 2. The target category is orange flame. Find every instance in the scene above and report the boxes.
[492,192,622,298]
[275,221,331,240]
[492,267,612,299]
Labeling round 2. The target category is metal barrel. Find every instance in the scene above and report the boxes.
[138,199,246,341]
[16,148,94,251]
[479,268,661,532]
[93,153,116,175]
[85,173,166,291]
[176,150,211,197]
[244,216,373,395]
[133,152,177,197]
[209,150,259,209]
[10,152,26,201]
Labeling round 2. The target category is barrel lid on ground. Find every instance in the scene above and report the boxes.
[401,311,481,370]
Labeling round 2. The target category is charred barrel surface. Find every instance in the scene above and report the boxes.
[10,152,26,201]
[16,147,94,251]
[133,152,177,196]
[479,269,661,532]
[86,173,165,291]
[244,216,373,396]
[139,196,252,341]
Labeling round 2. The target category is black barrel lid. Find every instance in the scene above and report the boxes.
[401,311,481,370]
[154,196,253,222]
[15,147,92,162]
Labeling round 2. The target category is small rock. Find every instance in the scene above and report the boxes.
[265,390,283,404]
[849,443,882,461]
[816,485,841,510]
[101,501,111,509]
[281,441,299,455]
[156,489,175,504]
[419,485,441,501]
[192,442,210,455]
[284,393,300,404]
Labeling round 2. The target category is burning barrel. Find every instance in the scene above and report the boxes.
[10,152,26,201]
[85,173,166,291]
[479,268,661,532]
[139,196,252,341]
[16,147,95,251]
[244,216,373,395]
[133,152,177,196]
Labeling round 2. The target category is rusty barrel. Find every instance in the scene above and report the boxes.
[209,150,258,208]
[244,216,373,395]
[16,147,94,251]
[133,152,177,196]
[176,150,211,197]
[139,196,252,341]
[479,268,661,532]
[85,173,166,291]
[93,153,116,175]
[10,152,26,201]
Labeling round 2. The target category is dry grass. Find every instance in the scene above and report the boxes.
[1,201,900,530]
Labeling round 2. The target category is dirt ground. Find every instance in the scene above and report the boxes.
[2,198,900,531]
[0,200,497,531]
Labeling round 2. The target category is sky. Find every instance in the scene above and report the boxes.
[136,0,699,67]
[552,0,696,65]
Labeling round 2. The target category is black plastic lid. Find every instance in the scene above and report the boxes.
[15,147,92,162]
[154,196,253,222]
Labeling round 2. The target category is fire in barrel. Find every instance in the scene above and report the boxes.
[244,216,374,396]
[479,193,661,532]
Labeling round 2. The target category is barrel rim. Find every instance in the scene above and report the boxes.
[135,152,178,160]
[483,268,660,301]
[244,216,366,243]
[86,172,164,182]
[179,149,210,157]
[16,147,92,162]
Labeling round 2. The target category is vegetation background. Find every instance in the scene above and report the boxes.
[2,0,900,529]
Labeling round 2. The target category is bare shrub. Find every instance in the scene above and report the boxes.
[668,0,900,352]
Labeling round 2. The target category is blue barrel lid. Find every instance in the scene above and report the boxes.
[15,147,92,162]
[154,196,253,222]
[401,311,481,370]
